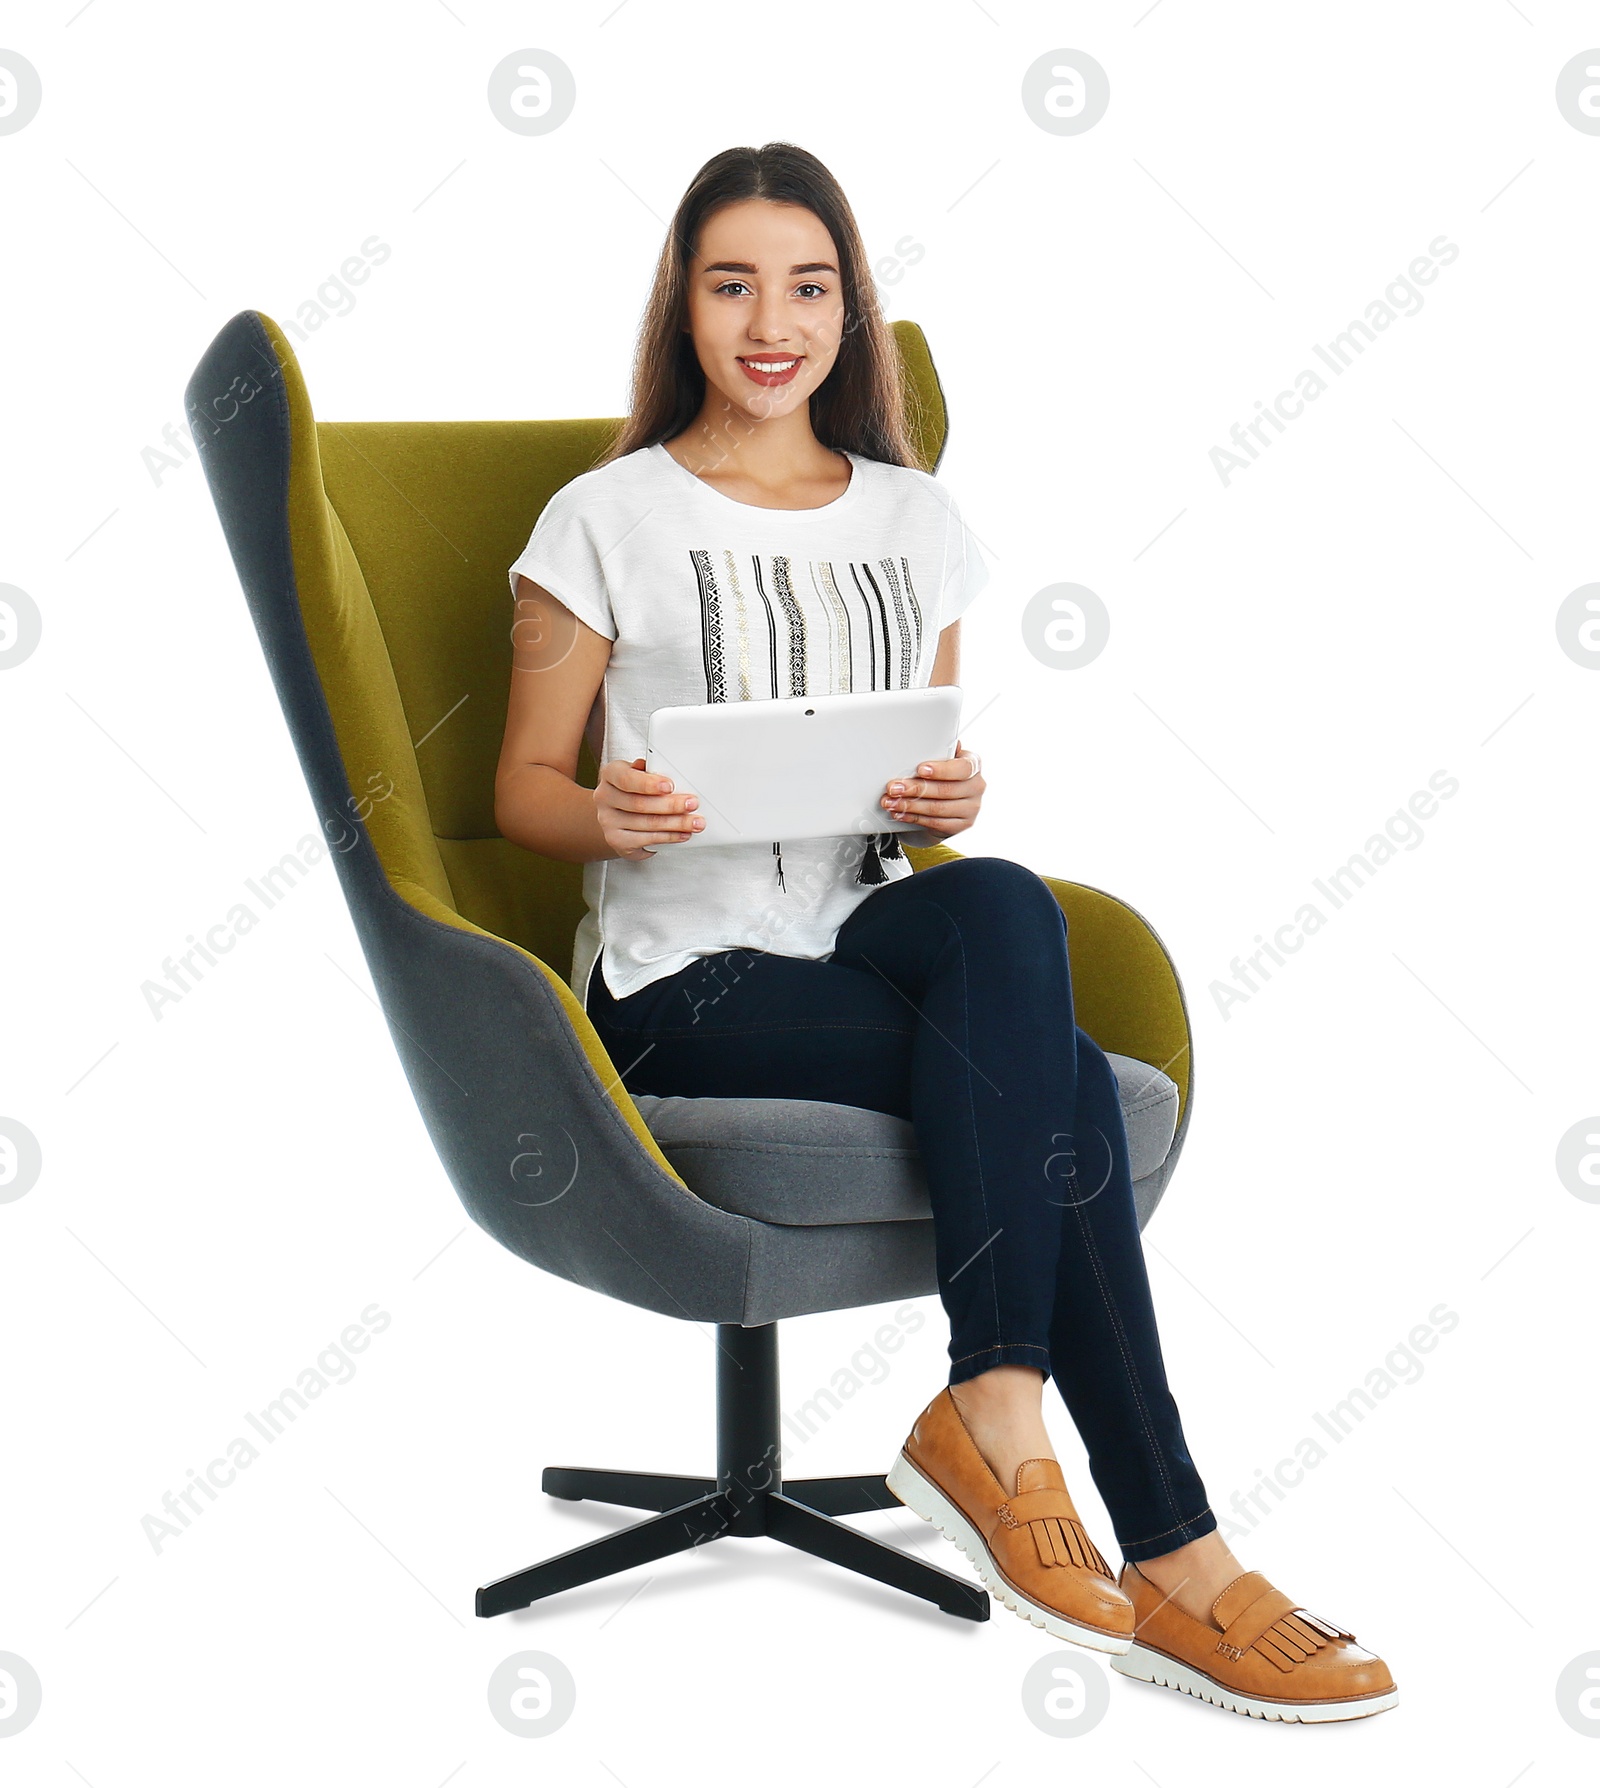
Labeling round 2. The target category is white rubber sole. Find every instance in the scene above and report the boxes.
[886,1451,1133,1654]
[1111,1640,1400,1722]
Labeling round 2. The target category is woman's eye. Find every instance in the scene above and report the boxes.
[712,280,829,299]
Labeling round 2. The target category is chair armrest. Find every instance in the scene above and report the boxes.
[1037,872,1192,1125]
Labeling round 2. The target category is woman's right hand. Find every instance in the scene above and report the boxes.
[596,757,705,859]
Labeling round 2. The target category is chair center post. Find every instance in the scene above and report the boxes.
[715,1321,783,1534]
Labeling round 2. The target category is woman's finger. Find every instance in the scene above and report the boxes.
[888,792,983,819]
[611,808,704,840]
[885,764,984,805]
[889,751,981,798]
[610,789,700,816]
[602,757,704,812]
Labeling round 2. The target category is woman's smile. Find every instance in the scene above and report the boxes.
[736,353,804,387]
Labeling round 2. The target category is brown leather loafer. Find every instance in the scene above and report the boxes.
[1113,1562,1398,1721]
[886,1387,1134,1652]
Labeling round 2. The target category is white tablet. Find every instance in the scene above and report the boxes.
[644,685,964,848]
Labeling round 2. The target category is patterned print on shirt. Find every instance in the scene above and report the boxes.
[689,550,926,703]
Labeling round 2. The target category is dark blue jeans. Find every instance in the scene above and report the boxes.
[584,853,1216,1562]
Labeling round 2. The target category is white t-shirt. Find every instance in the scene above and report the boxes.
[506,441,990,1003]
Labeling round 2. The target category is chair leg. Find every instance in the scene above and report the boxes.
[781,1472,901,1515]
[542,1466,717,1511]
[765,1491,990,1621]
[478,1324,988,1623]
[476,1490,733,1618]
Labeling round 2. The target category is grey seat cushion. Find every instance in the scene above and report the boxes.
[632,1052,1179,1227]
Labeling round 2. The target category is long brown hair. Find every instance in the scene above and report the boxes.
[597,142,926,473]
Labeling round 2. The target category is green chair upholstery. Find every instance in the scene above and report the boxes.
[185,308,1197,1620]
[185,306,1194,1321]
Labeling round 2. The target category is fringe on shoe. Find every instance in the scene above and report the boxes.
[1211,1578,1356,1670]
[1243,1609,1353,1672]
[997,1492,1114,1576]
[1029,1514,1113,1576]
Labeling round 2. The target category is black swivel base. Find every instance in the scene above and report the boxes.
[476,1321,990,1623]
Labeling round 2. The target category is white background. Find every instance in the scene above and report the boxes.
[3,2,1596,1781]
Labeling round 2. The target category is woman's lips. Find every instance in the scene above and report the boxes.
[737,354,803,388]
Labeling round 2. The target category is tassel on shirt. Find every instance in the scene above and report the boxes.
[770,831,904,890]
[855,830,904,886]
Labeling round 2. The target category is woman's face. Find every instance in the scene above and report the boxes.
[682,197,847,428]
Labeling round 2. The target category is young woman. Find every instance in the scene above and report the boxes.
[495,142,1395,1723]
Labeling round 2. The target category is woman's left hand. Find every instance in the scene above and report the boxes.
[881,741,984,839]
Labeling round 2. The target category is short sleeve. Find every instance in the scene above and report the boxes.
[507,485,618,641]
[939,494,990,627]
